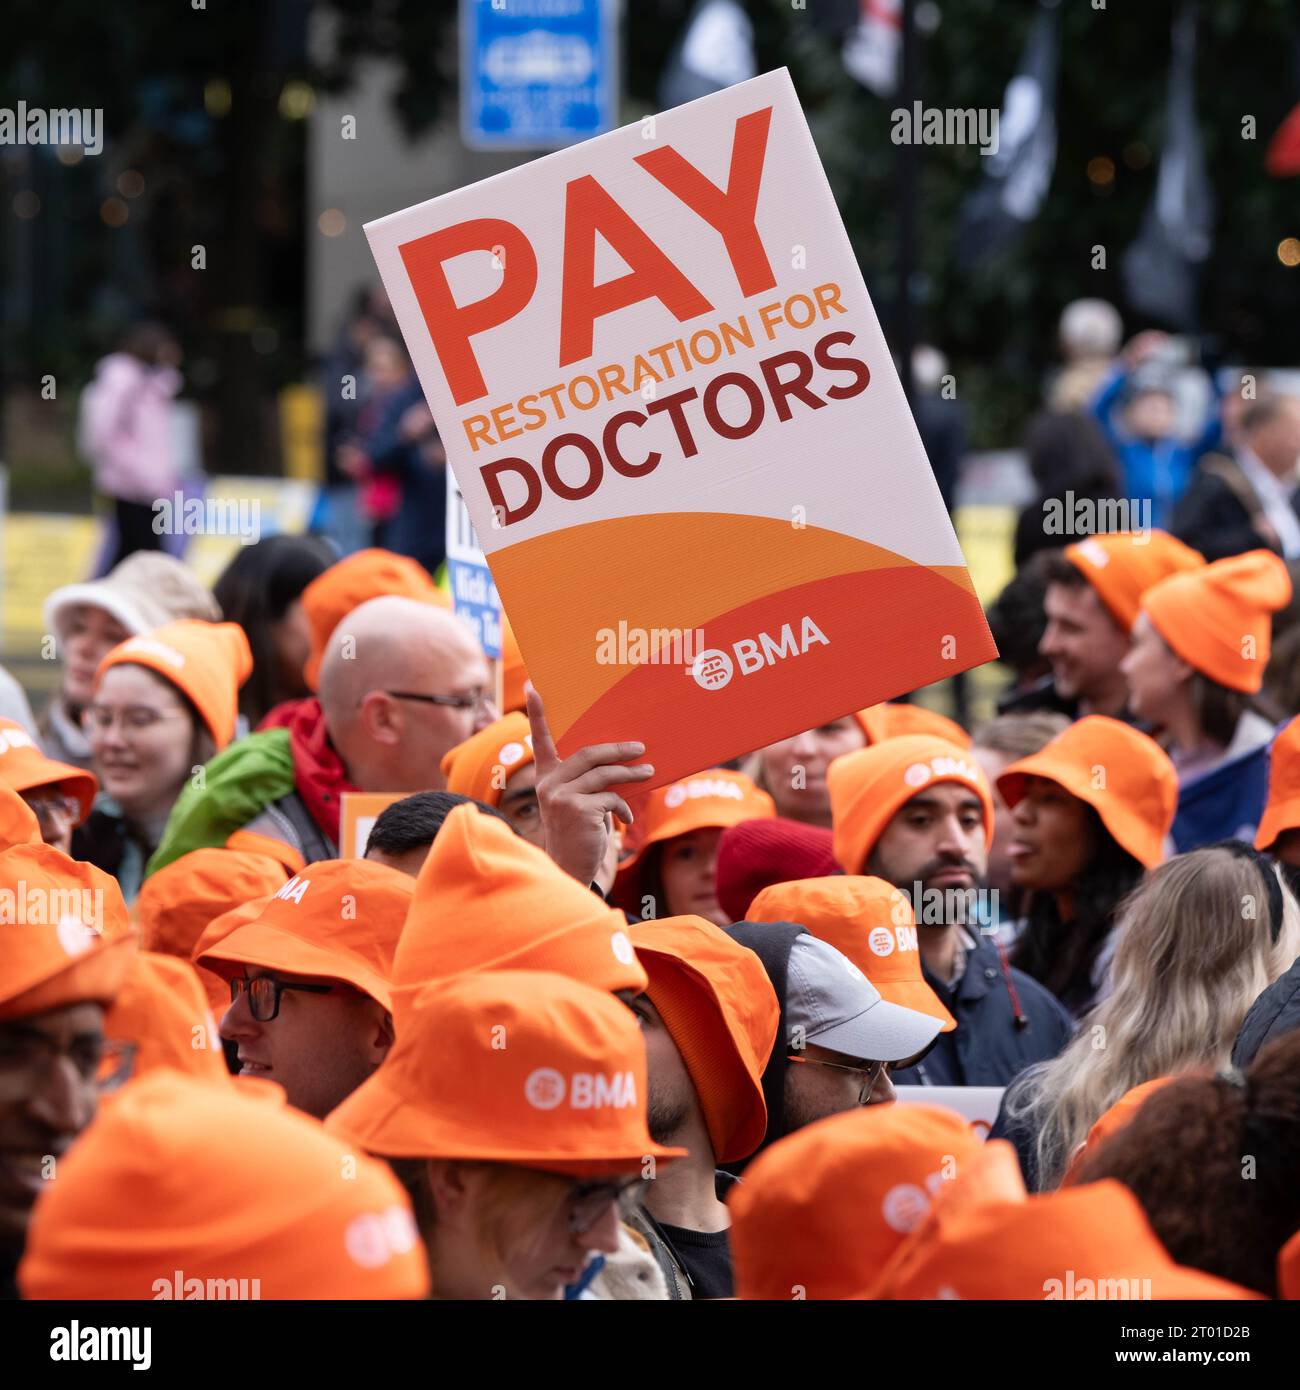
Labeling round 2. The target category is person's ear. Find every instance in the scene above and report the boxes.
[426,1159,471,1216]
[359,690,402,747]
[370,1007,395,1062]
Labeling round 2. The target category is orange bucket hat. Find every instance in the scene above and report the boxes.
[197,859,413,1013]
[96,619,254,749]
[0,843,136,1020]
[729,1103,984,1299]
[629,915,778,1164]
[1141,549,1292,694]
[0,787,43,850]
[327,968,685,1178]
[102,951,228,1087]
[867,1178,1257,1300]
[135,846,290,1012]
[500,615,528,714]
[854,703,971,748]
[300,548,451,690]
[1256,714,1300,851]
[747,877,956,1032]
[1064,529,1205,632]
[611,769,775,912]
[827,735,993,874]
[0,718,97,823]
[392,802,646,1002]
[18,1069,429,1299]
[997,715,1177,870]
[440,710,533,807]
[1060,1075,1177,1186]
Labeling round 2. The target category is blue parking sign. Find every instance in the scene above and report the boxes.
[461,0,618,150]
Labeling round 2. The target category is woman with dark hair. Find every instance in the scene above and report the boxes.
[1012,409,1121,568]
[1072,1029,1300,1297]
[996,715,1178,1018]
[213,535,336,729]
[1122,550,1290,850]
[78,321,183,567]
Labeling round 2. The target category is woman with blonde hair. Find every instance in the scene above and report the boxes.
[991,841,1300,1190]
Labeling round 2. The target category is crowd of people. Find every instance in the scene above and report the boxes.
[4,299,1300,1304]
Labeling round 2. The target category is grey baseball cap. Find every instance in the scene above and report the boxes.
[784,933,942,1063]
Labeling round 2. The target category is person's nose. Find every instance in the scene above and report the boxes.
[576,1199,623,1257]
[1012,797,1035,828]
[28,1052,96,1137]
[1038,622,1061,657]
[219,989,259,1044]
[787,728,819,759]
[935,814,972,858]
[867,1069,896,1105]
[473,695,499,733]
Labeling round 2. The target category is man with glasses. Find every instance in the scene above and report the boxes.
[722,921,943,1170]
[162,594,498,871]
[0,719,96,856]
[198,859,413,1118]
[0,841,135,1298]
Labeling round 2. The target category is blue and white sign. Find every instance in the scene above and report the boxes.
[446,469,503,658]
[461,0,618,150]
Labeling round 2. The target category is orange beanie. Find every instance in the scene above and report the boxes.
[630,915,778,1163]
[18,1070,429,1299]
[96,619,253,749]
[1065,530,1205,632]
[854,703,970,748]
[0,718,97,823]
[1141,549,1292,694]
[730,1104,984,1299]
[827,736,993,874]
[1256,714,1300,851]
[0,843,136,1020]
[102,952,228,1087]
[611,769,775,913]
[327,969,686,1179]
[301,548,451,690]
[748,876,956,1032]
[392,802,646,1004]
[997,715,1177,869]
[439,710,533,807]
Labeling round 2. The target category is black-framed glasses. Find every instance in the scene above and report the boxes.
[786,1055,887,1104]
[97,1039,138,1093]
[230,976,338,1023]
[384,689,493,712]
[565,1175,651,1235]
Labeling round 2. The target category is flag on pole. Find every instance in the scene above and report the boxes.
[1121,2,1213,331]
[954,0,1060,270]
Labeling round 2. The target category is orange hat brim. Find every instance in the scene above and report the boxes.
[198,921,392,1012]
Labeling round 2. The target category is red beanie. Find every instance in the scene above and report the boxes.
[714,816,840,924]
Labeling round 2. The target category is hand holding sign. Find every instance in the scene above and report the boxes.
[526,682,653,888]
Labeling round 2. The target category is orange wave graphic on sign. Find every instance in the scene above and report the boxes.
[488,512,996,785]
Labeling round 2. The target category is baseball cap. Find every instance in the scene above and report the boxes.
[784,933,941,1064]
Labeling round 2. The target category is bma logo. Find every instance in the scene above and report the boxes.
[903,755,980,789]
[524,1067,566,1110]
[868,927,895,957]
[690,616,829,692]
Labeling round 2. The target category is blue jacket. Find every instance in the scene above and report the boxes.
[1172,739,1273,853]
[892,934,1074,1088]
[1091,367,1220,530]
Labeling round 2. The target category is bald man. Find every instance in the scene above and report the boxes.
[155,596,496,868]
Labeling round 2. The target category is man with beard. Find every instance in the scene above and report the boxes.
[828,736,1072,1087]
[624,916,779,1299]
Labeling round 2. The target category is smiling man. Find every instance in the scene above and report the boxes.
[0,842,135,1298]
[828,736,1072,1087]
[197,859,412,1118]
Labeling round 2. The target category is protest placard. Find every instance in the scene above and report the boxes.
[366,68,996,789]
[338,792,407,860]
